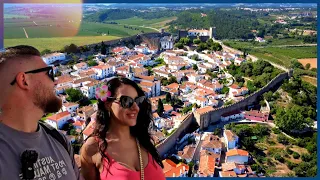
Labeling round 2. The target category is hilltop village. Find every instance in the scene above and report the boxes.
[41,27,294,178]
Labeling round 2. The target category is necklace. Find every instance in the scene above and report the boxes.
[136,138,144,180]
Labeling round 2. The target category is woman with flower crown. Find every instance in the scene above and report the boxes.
[80,77,166,180]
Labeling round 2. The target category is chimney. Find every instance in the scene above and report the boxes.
[183,166,186,172]
[173,173,175,177]
[180,169,182,175]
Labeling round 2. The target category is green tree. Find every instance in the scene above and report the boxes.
[41,49,52,56]
[157,100,164,116]
[305,63,311,70]
[168,76,178,84]
[87,60,98,67]
[221,86,229,94]
[165,93,172,103]
[293,152,300,159]
[174,42,184,49]
[193,38,201,44]
[275,105,314,133]
[192,64,198,71]
[65,88,84,102]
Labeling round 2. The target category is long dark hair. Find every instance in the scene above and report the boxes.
[92,77,164,170]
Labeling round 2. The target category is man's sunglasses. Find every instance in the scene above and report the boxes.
[10,66,54,85]
[109,96,146,109]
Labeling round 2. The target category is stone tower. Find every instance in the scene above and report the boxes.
[209,27,216,40]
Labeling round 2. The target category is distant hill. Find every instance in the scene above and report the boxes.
[83,9,178,22]
[168,9,259,40]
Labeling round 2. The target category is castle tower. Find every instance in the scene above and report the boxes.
[209,27,216,40]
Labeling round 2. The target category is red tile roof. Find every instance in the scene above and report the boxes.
[226,149,249,157]
[47,111,71,122]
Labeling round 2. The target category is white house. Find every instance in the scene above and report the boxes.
[62,102,79,113]
[225,149,249,164]
[134,46,149,54]
[234,57,246,66]
[188,29,210,36]
[201,134,222,154]
[73,120,86,130]
[92,65,115,79]
[81,81,100,99]
[160,36,174,50]
[73,62,88,71]
[224,130,239,151]
[177,145,196,163]
[221,110,244,122]
[46,111,71,130]
[42,53,66,64]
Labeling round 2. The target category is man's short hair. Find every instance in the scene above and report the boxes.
[0,45,41,67]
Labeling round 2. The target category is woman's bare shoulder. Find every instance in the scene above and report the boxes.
[82,136,100,156]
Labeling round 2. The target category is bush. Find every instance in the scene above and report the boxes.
[277,134,289,145]
[272,127,281,134]
[274,153,285,163]
[301,153,312,162]
[286,160,298,170]
[293,152,300,159]
[286,147,293,155]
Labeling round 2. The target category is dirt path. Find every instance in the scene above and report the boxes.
[23,27,29,38]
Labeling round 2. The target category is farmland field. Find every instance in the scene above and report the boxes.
[301,76,317,87]
[4,36,121,52]
[250,46,317,67]
[298,58,317,68]
[223,40,317,67]
[112,16,177,29]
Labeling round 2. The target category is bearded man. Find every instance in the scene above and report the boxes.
[0,45,82,180]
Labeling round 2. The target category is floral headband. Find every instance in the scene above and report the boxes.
[95,84,112,102]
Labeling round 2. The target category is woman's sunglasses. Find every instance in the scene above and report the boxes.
[109,96,146,109]
[10,66,54,85]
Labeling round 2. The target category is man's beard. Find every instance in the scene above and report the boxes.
[33,84,62,113]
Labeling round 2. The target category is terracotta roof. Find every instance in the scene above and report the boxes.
[92,65,112,70]
[73,121,85,127]
[56,75,74,84]
[199,150,216,177]
[63,102,79,108]
[226,149,249,157]
[82,120,96,137]
[195,96,207,102]
[141,87,151,93]
[135,75,155,81]
[140,81,154,87]
[47,111,71,122]
[224,130,238,142]
[245,110,266,118]
[74,62,87,69]
[195,106,214,115]
[165,83,179,90]
[222,162,237,171]
[112,47,125,53]
[220,171,237,177]
[164,163,189,177]
[202,134,222,149]
[230,84,240,89]
[178,145,195,160]
[164,105,173,112]
[153,112,159,118]
[162,159,177,173]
